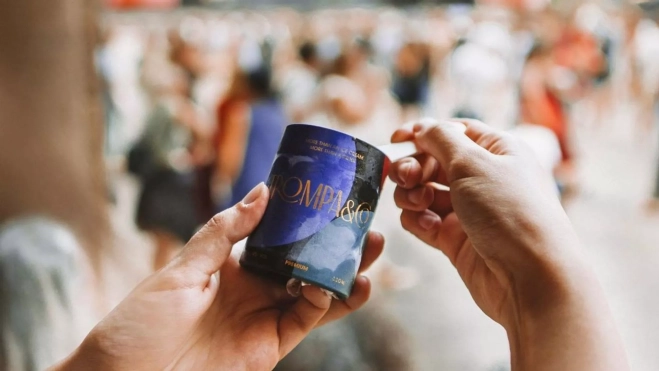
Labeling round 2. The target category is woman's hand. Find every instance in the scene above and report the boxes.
[54,183,384,371]
[389,119,628,371]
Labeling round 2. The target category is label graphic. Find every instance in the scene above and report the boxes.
[241,124,388,299]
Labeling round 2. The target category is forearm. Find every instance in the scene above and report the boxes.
[508,268,628,371]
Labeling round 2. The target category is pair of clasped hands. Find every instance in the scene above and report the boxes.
[54,120,628,371]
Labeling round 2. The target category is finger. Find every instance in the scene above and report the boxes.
[391,117,437,143]
[394,184,435,212]
[400,209,442,246]
[413,120,490,182]
[358,231,385,274]
[455,118,521,155]
[390,154,441,189]
[173,183,269,276]
[429,187,454,220]
[315,275,371,327]
[389,157,422,189]
[391,123,416,143]
[400,210,467,266]
[278,285,332,357]
[455,118,498,142]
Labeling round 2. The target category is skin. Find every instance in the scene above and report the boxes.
[389,119,629,371]
[51,183,384,371]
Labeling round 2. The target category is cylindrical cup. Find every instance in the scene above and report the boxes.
[240,124,389,300]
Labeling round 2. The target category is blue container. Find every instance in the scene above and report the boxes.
[240,124,389,299]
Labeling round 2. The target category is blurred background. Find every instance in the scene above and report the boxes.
[1,0,658,370]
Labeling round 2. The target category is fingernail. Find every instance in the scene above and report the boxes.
[356,275,369,286]
[408,187,426,204]
[418,212,440,230]
[242,182,264,205]
[399,163,411,186]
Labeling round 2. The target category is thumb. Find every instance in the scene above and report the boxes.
[175,183,269,276]
[413,119,489,182]
[278,285,332,357]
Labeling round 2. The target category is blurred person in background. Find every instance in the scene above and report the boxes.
[391,41,431,122]
[651,149,659,213]
[639,17,659,212]
[312,37,398,145]
[168,28,222,116]
[574,3,618,130]
[444,19,516,128]
[168,30,223,223]
[212,43,286,211]
[279,41,322,124]
[130,63,209,270]
[520,43,576,197]
[633,16,659,135]
[0,218,95,371]
[314,38,380,127]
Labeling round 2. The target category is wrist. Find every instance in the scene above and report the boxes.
[505,266,628,371]
[49,333,115,371]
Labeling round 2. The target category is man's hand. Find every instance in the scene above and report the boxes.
[54,183,384,371]
[389,119,628,371]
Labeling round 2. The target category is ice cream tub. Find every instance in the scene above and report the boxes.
[240,123,389,300]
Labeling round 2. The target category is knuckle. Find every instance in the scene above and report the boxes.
[208,212,228,231]
[393,186,406,202]
[425,124,446,142]
[447,154,474,179]
[234,200,250,214]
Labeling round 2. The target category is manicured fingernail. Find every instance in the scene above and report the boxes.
[418,212,440,230]
[399,163,411,186]
[242,182,265,205]
[408,187,426,204]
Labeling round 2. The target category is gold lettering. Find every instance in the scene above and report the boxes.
[317,185,334,210]
[269,174,373,227]
[328,190,343,217]
[285,259,309,271]
[332,277,346,286]
[281,177,304,203]
[300,180,323,208]
[269,174,284,200]
[356,202,372,226]
[340,200,355,223]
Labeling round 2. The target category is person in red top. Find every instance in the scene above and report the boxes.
[520,44,571,163]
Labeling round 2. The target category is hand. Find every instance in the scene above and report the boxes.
[55,183,384,371]
[389,119,628,371]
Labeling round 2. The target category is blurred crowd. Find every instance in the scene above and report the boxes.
[94,5,659,366]
[98,3,659,270]
[1,0,658,370]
